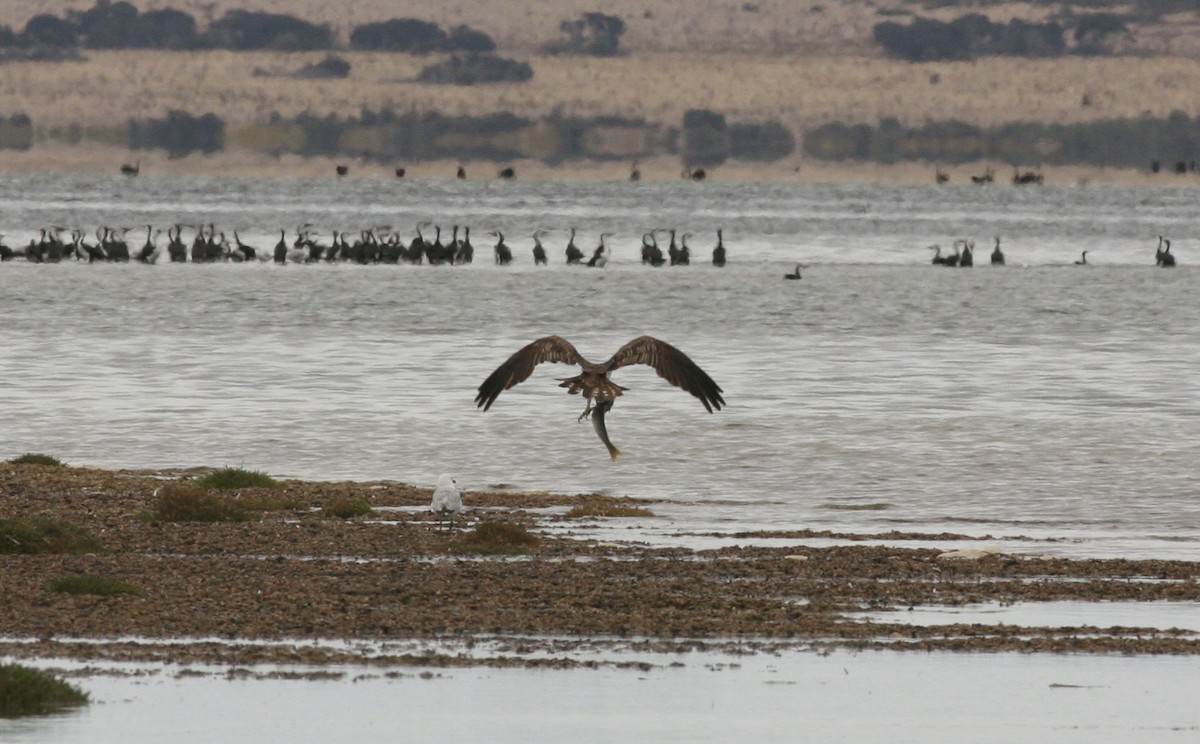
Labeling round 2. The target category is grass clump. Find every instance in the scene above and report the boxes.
[0,517,104,555]
[0,663,89,717]
[149,483,250,523]
[7,453,64,466]
[566,503,655,518]
[452,521,540,555]
[322,497,372,519]
[195,467,279,490]
[50,574,143,597]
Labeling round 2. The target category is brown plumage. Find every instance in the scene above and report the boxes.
[475,335,725,459]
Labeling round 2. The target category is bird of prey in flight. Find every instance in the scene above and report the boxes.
[475,335,725,459]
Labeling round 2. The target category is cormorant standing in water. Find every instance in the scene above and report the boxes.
[1156,236,1177,267]
[958,239,974,267]
[990,237,1004,265]
[929,244,959,266]
[491,230,513,265]
[565,228,584,264]
[587,233,612,267]
[712,229,726,267]
[532,229,549,265]
[273,230,287,264]
[1161,242,1177,267]
[456,226,474,264]
[641,232,665,266]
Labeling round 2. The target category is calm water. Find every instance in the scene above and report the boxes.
[1,174,1198,560]
[2,174,1199,741]
[5,651,1200,744]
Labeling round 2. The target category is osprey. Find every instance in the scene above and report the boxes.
[475,335,725,459]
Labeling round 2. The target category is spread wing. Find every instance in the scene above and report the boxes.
[475,335,585,410]
[603,336,725,412]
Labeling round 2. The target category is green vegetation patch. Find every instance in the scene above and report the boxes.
[7,453,64,466]
[149,483,250,523]
[196,467,279,490]
[452,521,540,555]
[0,663,89,718]
[322,497,372,520]
[0,115,33,151]
[148,480,300,522]
[50,574,143,597]
[0,517,104,555]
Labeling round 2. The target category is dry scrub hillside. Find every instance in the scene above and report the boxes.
[6,0,1200,56]
[5,2,1200,181]
[4,50,1200,135]
[0,0,900,55]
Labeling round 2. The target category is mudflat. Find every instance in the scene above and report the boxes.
[1,463,1197,670]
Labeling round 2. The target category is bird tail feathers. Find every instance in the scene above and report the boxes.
[558,376,628,401]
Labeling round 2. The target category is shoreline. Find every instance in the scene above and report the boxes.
[0,144,1188,188]
[1,462,1198,671]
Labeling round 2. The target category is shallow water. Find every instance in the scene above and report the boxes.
[1,174,1198,561]
[3,651,1199,743]
[851,600,1200,632]
[2,174,1199,741]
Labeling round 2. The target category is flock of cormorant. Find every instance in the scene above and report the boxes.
[0,224,1180,270]
[928,237,1000,267]
[927,236,1179,268]
[0,224,729,267]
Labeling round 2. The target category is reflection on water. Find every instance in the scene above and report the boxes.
[1,175,1198,561]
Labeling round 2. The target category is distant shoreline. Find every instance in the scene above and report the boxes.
[0,144,1188,188]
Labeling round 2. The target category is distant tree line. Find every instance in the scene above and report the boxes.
[128,110,224,158]
[0,114,33,150]
[416,54,533,85]
[0,1,496,53]
[29,106,794,163]
[546,13,626,56]
[681,109,796,168]
[803,112,1200,170]
[27,103,1200,171]
[292,55,352,79]
[350,19,495,53]
[874,12,1130,61]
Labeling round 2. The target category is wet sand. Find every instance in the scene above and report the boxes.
[1,463,1198,672]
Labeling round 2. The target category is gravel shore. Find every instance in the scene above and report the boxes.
[2,463,1198,671]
